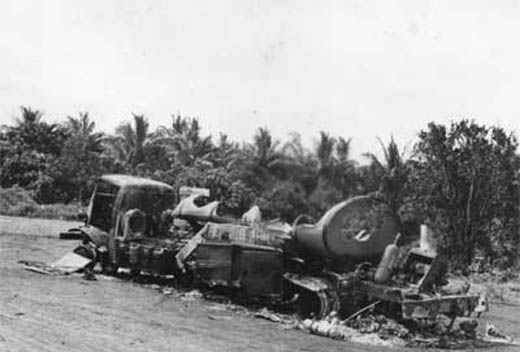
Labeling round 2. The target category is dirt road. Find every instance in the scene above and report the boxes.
[0,217,519,352]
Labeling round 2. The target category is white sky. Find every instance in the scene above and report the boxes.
[1,0,520,159]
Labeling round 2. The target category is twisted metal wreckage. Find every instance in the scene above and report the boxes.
[25,174,488,327]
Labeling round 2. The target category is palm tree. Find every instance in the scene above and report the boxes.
[281,132,317,191]
[251,127,281,168]
[10,106,67,156]
[315,131,336,178]
[333,136,357,196]
[363,136,408,211]
[66,112,104,154]
[309,132,358,212]
[242,127,289,189]
[207,133,244,171]
[54,113,106,201]
[109,114,150,168]
[15,106,44,126]
[151,115,214,167]
[336,137,352,164]
[282,132,308,164]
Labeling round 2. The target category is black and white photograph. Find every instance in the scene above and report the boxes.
[0,1,519,351]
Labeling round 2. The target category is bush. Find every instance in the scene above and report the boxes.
[257,180,310,221]
[0,186,83,220]
[0,185,36,208]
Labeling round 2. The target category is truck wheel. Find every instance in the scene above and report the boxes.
[297,290,338,320]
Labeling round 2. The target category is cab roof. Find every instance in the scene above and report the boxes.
[100,174,174,192]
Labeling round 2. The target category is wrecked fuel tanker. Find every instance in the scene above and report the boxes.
[61,174,487,323]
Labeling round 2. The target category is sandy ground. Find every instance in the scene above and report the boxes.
[1,216,520,352]
[0,215,82,237]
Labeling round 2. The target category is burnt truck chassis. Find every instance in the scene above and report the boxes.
[189,223,485,322]
[74,175,486,324]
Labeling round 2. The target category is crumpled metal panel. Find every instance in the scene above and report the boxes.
[401,294,480,320]
[51,252,92,274]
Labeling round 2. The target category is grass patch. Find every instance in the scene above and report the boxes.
[0,186,84,221]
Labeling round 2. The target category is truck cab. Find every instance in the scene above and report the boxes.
[81,174,177,274]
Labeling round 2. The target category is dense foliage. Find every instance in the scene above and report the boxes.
[405,121,520,268]
[0,107,518,268]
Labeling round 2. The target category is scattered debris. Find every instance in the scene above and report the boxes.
[207,314,232,321]
[293,308,520,349]
[255,308,282,323]
[300,318,354,339]
[161,288,174,295]
[206,305,227,312]
[18,260,68,275]
[59,228,84,240]
[51,249,94,273]
[343,300,380,323]
[297,312,406,347]
[19,249,93,276]
[144,284,161,291]
[180,290,203,302]
[485,323,516,344]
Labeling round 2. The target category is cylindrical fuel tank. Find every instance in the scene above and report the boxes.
[293,196,400,261]
[374,234,401,283]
